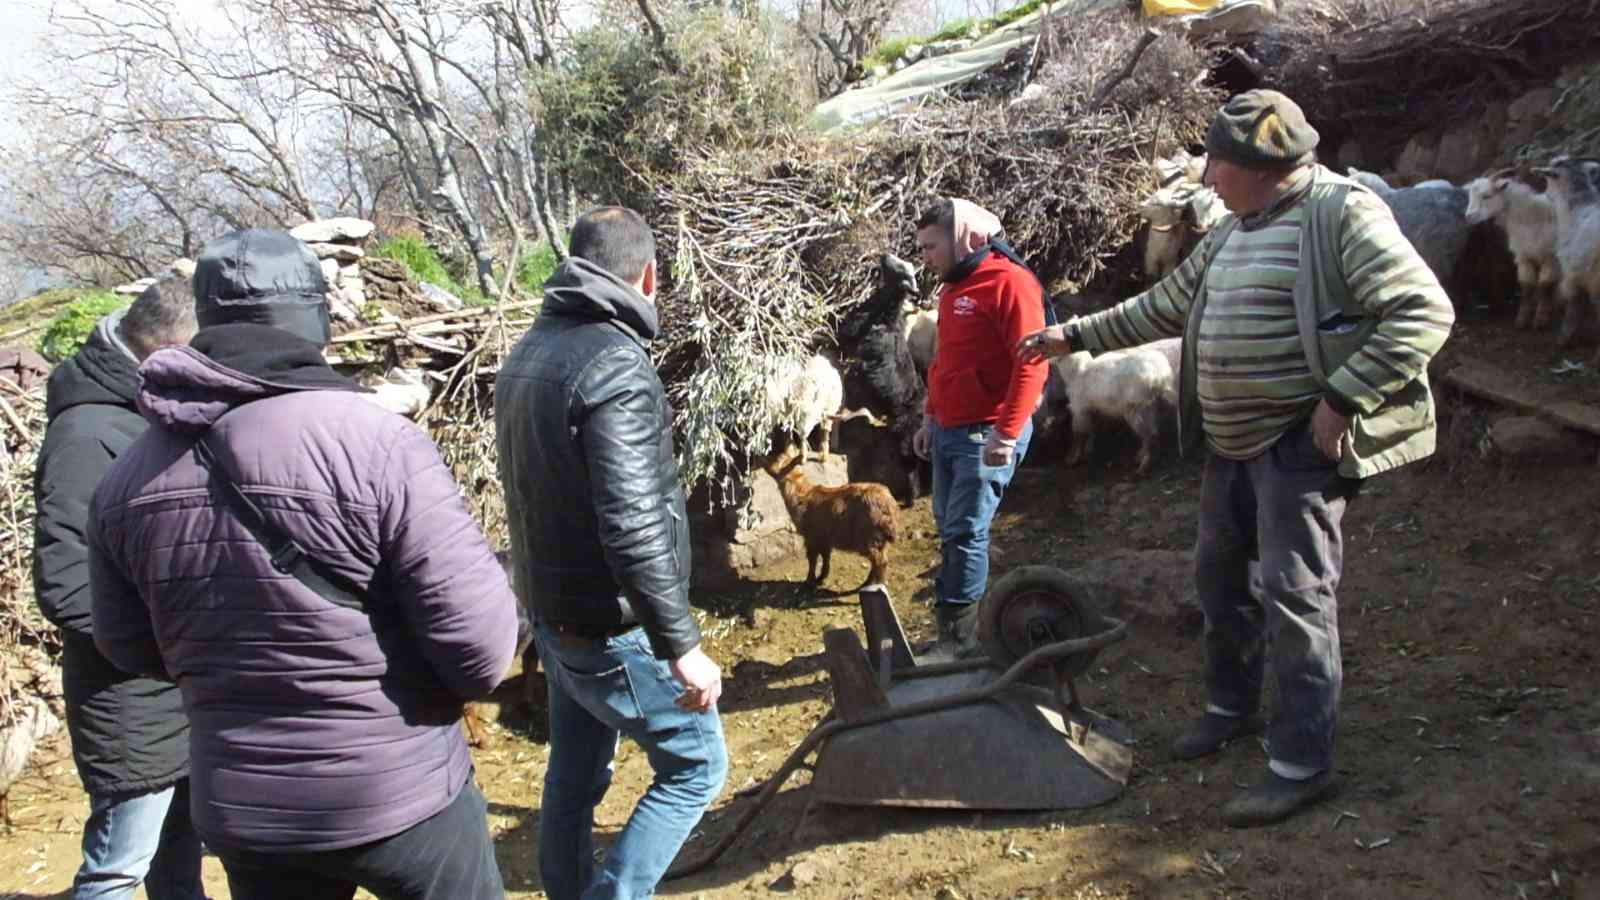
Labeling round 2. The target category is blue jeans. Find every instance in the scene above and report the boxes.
[931,420,1033,605]
[73,780,205,900]
[535,624,728,900]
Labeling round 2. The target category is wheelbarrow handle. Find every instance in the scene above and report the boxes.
[896,616,1129,683]
[665,617,1129,881]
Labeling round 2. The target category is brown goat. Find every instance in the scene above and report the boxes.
[762,442,899,590]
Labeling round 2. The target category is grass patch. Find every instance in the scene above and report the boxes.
[372,236,457,290]
[372,235,494,306]
[516,242,562,294]
[372,234,561,310]
[0,288,94,342]
[37,291,129,362]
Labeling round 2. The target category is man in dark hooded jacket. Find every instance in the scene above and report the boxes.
[497,206,728,900]
[33,274,202,900]
[87,229,519,900]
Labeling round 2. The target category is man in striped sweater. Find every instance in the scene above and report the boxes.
[1020,90,1453,827]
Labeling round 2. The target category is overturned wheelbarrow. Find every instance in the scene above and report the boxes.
[668,565,1132,879]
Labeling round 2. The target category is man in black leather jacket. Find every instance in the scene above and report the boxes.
[496,206,727,900]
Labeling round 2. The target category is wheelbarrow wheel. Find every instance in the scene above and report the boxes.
[978,565,1112,678]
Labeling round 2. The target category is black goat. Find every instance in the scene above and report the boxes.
[836,253,931,503]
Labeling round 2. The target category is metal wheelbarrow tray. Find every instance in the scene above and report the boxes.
[670,565,1134,878]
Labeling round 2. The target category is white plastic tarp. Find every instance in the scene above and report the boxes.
[810,0,1277,133]
[809,0,1125,134]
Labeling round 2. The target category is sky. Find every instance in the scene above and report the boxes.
[0,0,991,300]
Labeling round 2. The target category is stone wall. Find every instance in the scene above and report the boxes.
[1340,61,1600,186]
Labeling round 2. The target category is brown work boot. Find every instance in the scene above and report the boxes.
[1222,770,1335,828]
[1171,712,1263,760]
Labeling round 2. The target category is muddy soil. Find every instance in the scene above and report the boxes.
[2,314,1598,899]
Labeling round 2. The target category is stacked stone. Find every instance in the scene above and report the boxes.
[289,217,377,324]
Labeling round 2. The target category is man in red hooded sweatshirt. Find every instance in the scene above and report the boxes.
[912,198,1049,656]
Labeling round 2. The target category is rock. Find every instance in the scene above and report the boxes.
[170,258,197,278]
[320,258,341,286]
[113,277,157,295]
[689,456,849,589]
[1066,550,1197,633]
[935,888,966,900]
[891,58,907,73]
[1393,131,1440,185]
[926,39,973,57]
[361,257,411,284]
[1488,416,1594,464]
[419,282,464,312]
[355,368,432,419]
[1436,103,1505,182]
[289,217,376,244]
[1503,87,1556,155]
[327,291,362,324]
[1335,138,1368,173]
[1064,549,1262,636]
[338,262,363,285]
[902,43,925,63]
[789,860,823,887]
[306,242,365,263]
[1008,82,1048,107]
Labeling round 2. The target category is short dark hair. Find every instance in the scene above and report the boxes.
[915,200,954,232]
[120,273,198,360]
[569,207,656,282]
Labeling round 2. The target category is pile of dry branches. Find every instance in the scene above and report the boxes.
[651,12,1218,501]
[1261,0,1600,160]
[330,304,537,545]
[0,379,55,731]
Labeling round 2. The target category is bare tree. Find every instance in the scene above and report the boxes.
[0,0,335,282]
[798,0,902,96]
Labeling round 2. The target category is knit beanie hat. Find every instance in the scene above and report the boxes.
[193,229,332,346]
[1204,89,1320,169]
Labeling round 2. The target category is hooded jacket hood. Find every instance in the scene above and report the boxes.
[539,257,660,343]
[45,308,140,420]
[193,229,332,346]
[137,323,366,435]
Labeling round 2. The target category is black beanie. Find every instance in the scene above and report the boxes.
[193,229,332,346]
[1204,89,1320,169]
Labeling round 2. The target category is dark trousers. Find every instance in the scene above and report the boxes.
[1193,422,1359,773]
[215,778,503,900]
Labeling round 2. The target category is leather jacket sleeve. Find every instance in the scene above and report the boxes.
[573,346,700,661]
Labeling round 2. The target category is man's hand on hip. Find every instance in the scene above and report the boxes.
[983,430,1018,467]
[1310,399,1352,462]
[671,645,722,712]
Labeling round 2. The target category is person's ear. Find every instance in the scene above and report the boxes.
[641,259,657,299]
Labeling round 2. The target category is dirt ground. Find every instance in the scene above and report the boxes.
[2,311,1599,899]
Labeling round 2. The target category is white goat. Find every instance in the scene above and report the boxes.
[902,308,937,375]
[1534,157,1600,360]
[1051,334,1181,473]
[1140,164,1227,284]
[767,354,880,463]
[1465,171,1562,329]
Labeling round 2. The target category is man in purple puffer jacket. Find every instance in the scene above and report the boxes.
[86,228,519,900]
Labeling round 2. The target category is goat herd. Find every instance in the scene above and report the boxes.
[746,153,1600,593]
